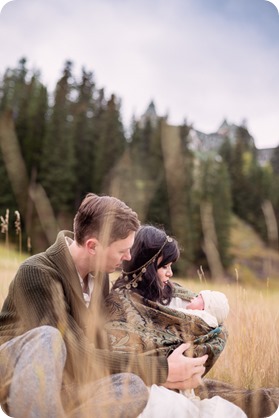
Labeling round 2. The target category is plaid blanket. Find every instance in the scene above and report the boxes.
[105,284,228,375]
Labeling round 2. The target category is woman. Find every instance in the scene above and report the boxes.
[106,225,227,372]
[105,225,246,418]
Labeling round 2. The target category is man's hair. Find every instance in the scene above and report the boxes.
[73,193,140,245]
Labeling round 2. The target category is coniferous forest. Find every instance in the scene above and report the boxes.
[1,58,279,279]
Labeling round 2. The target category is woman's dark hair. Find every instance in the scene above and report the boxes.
[112,225,180,304]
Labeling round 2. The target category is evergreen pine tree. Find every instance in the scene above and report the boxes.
[220,128,268,241]
[72,68,96,206]
[40,61,76,220]
[92,91,126,193]
[0,58,48,182]
[197,157,232,277]
[271,145,279,176]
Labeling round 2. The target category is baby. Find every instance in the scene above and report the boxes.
[169,290,230,328]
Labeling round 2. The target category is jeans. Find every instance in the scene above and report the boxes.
[0,326,148,418]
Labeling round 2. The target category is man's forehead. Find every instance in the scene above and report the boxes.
[112,231,135,248]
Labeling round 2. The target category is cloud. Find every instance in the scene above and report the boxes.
[0,0,278,148]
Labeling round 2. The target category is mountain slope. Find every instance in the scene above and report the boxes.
[229,216,279,283]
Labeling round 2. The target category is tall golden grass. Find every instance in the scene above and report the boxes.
[1,247,278,391]
[0,245,27,301]
[177,278,279,389]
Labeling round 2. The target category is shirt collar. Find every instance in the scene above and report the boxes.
[65,235,94,307]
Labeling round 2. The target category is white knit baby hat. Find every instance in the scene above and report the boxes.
[200,290,230,325]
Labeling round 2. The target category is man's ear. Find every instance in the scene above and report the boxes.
[86,238,99,255]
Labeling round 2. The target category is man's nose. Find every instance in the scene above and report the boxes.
[123,250,131,261]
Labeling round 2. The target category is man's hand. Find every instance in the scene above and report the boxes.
[164,343,208,390]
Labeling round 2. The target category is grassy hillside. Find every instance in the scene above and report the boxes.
[228,215,279,287]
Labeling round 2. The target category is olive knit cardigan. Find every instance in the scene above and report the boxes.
[0,231,168,387]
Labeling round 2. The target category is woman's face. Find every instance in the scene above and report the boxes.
[157,256,173,287]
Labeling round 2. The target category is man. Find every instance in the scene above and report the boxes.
[0,193,207,418]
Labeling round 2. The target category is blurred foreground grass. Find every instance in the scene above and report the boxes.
[1,245,278,390]
[0,244,28,300]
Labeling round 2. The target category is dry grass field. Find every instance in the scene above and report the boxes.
[1,245,278,392]
[1,211,279,395]
[176,277,279,390]
[0,245,28,302]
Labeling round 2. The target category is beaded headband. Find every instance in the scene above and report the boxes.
[121,235,173,290]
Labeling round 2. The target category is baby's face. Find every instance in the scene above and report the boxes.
[187,293,204,310]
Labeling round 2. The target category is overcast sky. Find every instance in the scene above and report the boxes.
[0,0,279,149]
